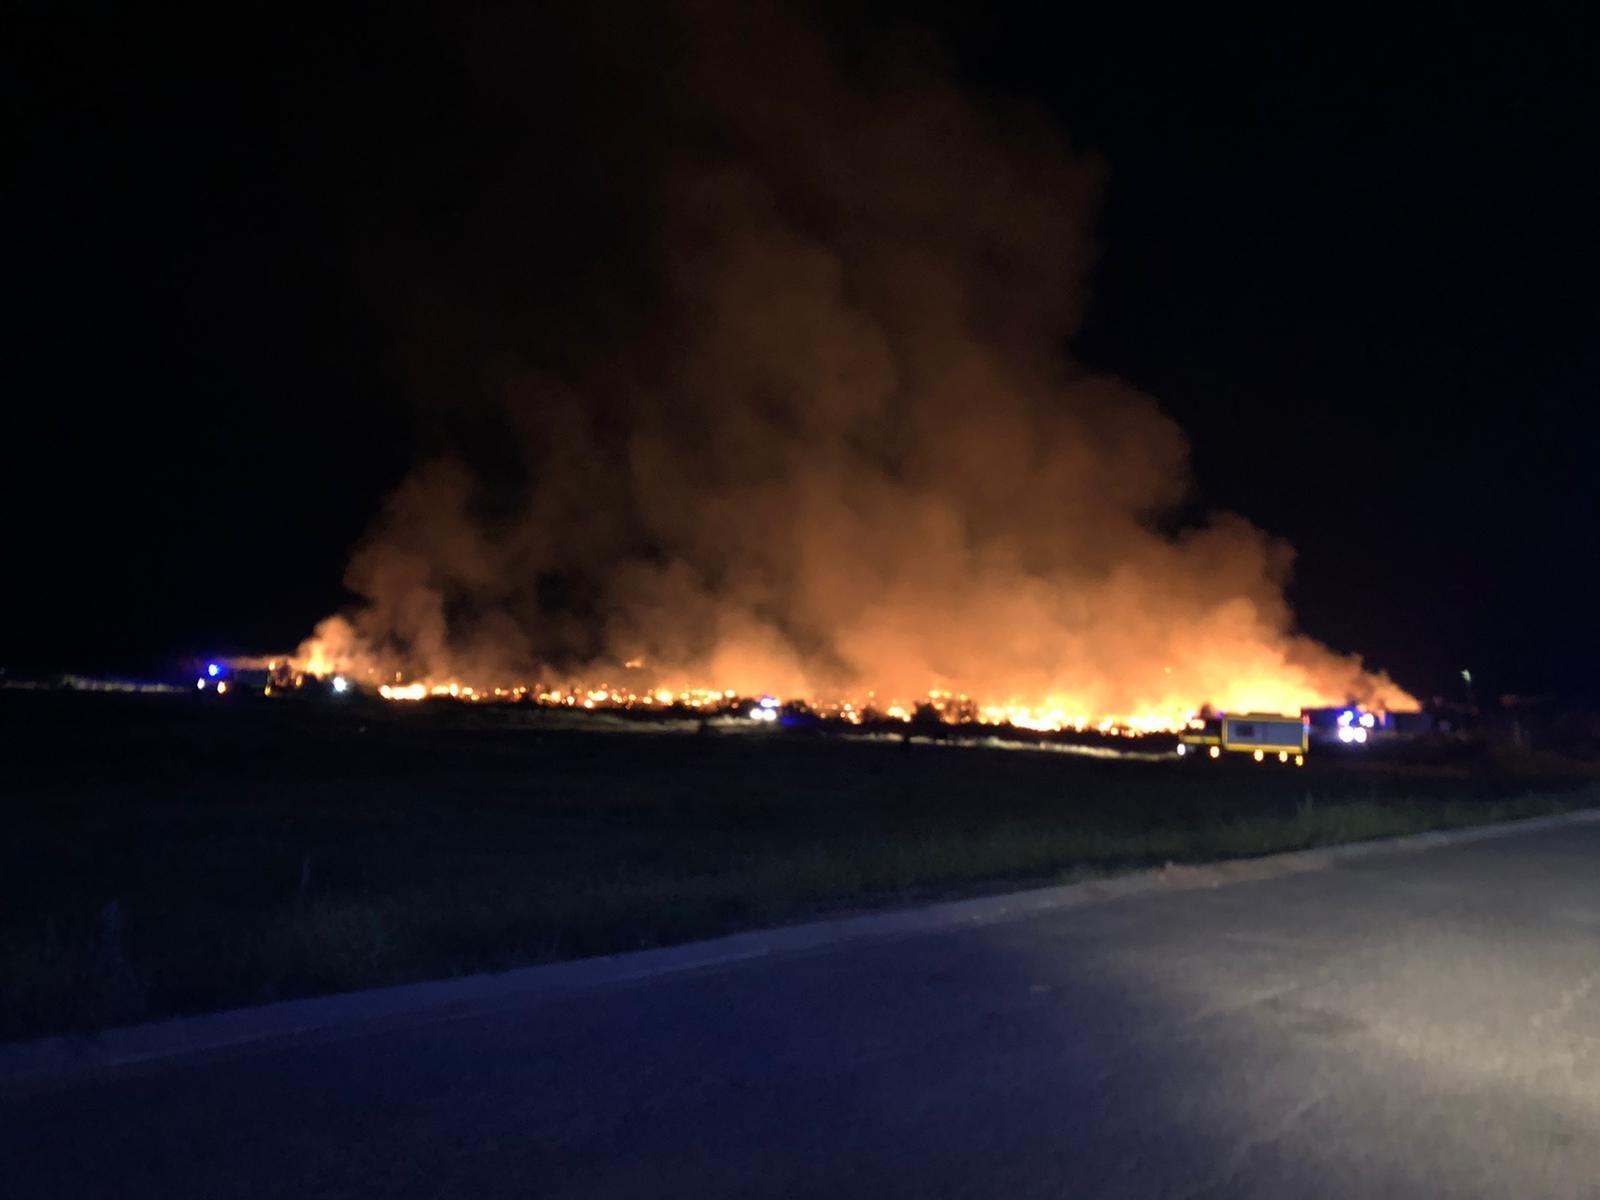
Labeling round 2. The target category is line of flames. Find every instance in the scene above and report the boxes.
[242,660,1257,735]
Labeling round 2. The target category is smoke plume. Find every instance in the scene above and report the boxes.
[299,2,1414,722]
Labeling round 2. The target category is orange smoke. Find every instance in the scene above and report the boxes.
[285,2,1415,727]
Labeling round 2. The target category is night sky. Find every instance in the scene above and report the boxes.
[7,4,1598,704]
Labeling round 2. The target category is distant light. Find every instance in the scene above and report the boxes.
[207,663,221,678]
[216,680,228,695]
[1337,726,1353,743]
[1278,751,1288,762]
[332,676,349,694]
[1253,749,1264,762]
[758,695,779,709]
[196,678,206,690]
[1175,743,1188,757]
[1359,712,1375,729]
[1295,754,1305,767]
[1337,709,1354,727]
[1352,726,1368,744]
[1209,745,1221,759]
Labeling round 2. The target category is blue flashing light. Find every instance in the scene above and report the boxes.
[207,663,221,678]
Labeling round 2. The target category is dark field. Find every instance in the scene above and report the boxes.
[3,691,1597,1042]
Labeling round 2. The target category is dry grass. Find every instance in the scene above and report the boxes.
[2,692,1594,1041]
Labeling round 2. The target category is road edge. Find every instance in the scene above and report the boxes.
[6,805,1598,1089]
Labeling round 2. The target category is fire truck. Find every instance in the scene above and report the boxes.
[1177,712,1307,766]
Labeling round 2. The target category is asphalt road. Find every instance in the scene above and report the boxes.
[6,822,1600,1199]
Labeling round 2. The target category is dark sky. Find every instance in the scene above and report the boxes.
[6,4,1598,703]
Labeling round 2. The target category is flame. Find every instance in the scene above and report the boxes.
[244,2,1424,743]
[265,622,1417,733]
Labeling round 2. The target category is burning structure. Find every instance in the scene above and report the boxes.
[270,3,1414,733]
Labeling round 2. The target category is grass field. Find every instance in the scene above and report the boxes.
[3,690,1596,1042]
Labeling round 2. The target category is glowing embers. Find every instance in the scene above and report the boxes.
[378,682,428,701]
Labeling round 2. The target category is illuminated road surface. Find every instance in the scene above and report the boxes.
[6,821,1600,1198]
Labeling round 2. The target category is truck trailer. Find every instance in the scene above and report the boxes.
[1177,712,1307,765]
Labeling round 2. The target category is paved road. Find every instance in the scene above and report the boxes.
[6,822,1600,1199]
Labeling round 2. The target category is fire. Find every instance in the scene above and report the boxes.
[261,626,1416,734]
[378,682,428,701]
[255,6,1425,736]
